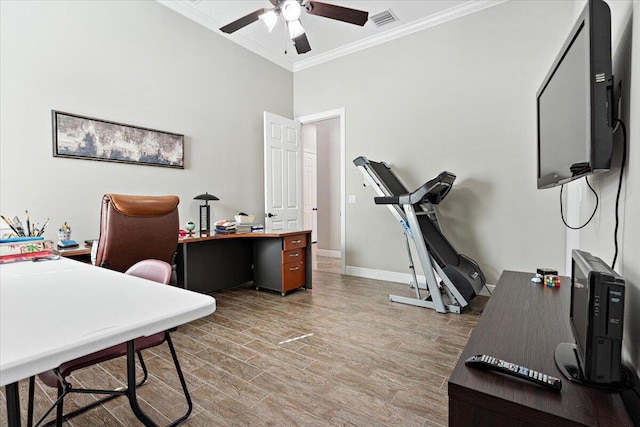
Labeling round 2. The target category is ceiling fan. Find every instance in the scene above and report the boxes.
[219,0,369,54]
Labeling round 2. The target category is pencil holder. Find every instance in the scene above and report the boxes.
[58,230,71,242]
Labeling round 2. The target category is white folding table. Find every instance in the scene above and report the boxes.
[0,257,216,426]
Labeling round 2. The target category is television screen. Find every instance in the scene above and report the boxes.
[536,0,613,189]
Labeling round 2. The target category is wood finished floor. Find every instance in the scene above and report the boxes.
[1,257,487,426]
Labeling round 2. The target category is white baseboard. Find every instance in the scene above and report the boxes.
[480,284,495,296]
[317,249,341,258]
[345,265,495,296]
[345,266,425,286]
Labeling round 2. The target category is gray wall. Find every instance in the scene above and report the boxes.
[0,0,293,239]
[569,0,639,380]
[294,0,575,284]
[1,0,637,376]
[294,0,638,374]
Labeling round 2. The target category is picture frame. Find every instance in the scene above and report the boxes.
[52,110,184,169]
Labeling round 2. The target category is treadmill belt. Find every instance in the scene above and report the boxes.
[417,215,459,268]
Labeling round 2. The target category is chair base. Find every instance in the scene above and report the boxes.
[28,333,192,427]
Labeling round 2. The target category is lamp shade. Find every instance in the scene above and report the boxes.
[194,192,219,205]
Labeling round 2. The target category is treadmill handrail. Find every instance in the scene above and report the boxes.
[412,171,456,205]
[374,196,399,205]
[375,171,456,207]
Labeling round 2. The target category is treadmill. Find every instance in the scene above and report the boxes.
[354,156,486,313]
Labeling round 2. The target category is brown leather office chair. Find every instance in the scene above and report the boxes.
[94,193,180,272]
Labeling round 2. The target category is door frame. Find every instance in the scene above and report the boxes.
[302,150,318,243]
[296,108,346,274]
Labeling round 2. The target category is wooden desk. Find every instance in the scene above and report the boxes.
[59,230,313,295]
[448,270,632,426]
[55,242,92,260]
[177,230,312,295]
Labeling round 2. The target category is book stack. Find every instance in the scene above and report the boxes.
[214,220,237,234]
[236,223,264,233]
[0,237,54,263]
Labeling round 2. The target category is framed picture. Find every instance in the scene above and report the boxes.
[52,110,184,168]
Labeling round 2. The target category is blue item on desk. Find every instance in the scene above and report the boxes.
[57,239,79,248]
[0,236,45,243]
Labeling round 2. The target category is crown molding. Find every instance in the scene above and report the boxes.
[157,0,296,71]
[158,0,507,73]
[293,0,507,72]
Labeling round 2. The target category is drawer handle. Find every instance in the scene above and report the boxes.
[289,253,299,257]
[291,239,302,244]
[289,266,300,271]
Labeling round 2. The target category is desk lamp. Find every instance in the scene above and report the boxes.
[194,192,219,235]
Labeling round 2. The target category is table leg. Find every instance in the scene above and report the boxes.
[126,341,157,427]
[5,382,21,427]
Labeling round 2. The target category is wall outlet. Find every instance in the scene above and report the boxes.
[348,195,356,204]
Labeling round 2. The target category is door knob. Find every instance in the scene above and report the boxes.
[267,213,277,218]
[312,208,318,211]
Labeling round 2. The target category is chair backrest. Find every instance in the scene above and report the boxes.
[94,194,179,273]
[125,259,172,284]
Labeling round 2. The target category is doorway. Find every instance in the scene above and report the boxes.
[297,108,345,274]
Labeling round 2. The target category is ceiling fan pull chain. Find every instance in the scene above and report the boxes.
[283,19,289,54]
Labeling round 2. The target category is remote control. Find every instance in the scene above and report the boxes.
[466,354,562,391]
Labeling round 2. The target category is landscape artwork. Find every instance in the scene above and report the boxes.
[52,111,184,168]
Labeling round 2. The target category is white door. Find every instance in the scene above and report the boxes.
[303,151,318,242]
[264,112,302,231]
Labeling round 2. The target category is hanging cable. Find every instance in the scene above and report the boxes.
[611,118,627,270]
[560,176,599,230]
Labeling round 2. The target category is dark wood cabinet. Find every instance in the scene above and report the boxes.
[448,271,632,426]
[177,230,312,295]
[254,232,310,295]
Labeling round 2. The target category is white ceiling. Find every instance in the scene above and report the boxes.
[158,0,506,72]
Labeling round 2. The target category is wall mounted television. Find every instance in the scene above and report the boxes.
[536,0,614,189]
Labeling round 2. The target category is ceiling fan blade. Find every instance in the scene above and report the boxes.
[293,32,311,54]
[220,8,270,34]
[304,1,368,26]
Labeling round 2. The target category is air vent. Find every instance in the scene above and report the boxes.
[370,9,398,27]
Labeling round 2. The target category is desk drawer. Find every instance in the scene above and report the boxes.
[282,248,305,264]
[282,260,305,292]
[283,234,306,251]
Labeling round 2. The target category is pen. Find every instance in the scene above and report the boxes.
[12,217,25,237]
[38,218,50,237]
[32,254,60,262]
[26,210,31,237]
[1,215,21,236]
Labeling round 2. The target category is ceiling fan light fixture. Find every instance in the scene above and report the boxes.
[281,0,301,22]
[287,19,305,39]
[259,9,278,32]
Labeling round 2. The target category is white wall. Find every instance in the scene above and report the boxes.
[0,0,292,240]
[1,0,636,378]
[294,0,639,379]
[571,0,638,380]
[295,0,576,285]
[563,0,638,381]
